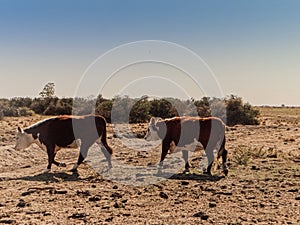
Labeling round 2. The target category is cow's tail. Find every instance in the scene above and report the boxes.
[97,117,113,169]
[217,122,226,159]
[100,121,113,155]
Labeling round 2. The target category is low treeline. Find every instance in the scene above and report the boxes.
[0,95,259,126]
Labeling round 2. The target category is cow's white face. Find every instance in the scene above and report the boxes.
[144,117,161,141]
[15,127,35,150]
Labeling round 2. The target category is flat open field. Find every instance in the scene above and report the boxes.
[0,108,299,224]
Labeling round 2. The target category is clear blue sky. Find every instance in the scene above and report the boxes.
[0,0,299,105]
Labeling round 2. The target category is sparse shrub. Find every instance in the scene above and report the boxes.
[2,107,20,117]
[18,107,35,116]
[232,145,268,166]
[0,110,4,120]
[232,145,253,166]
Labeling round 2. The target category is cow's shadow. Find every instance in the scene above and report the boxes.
[169,172,225,182]
[154,171,225,182]
[10,171,93,183]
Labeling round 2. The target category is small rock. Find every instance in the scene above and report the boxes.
[113,202,124,208]
[208,202,217,208]
[68,212,88,219]
[287,189,298,193]
[112,185,118,189]
[54,190,68,194]
[0,219,16,224]
[105,217,113,222]
[89,196,100,202]
[91,185,96,188]
[76,190,91,197]
[21,190,35,196]
[111,192,122,199]
[251,165,260,171]
[159,191,168,199]
[295,196,300,200]
[17,199,29,208]
[193,211,209,220]
[260,203,265,208]
[181,181,189,186]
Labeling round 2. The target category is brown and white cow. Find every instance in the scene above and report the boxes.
[15,115,112,173]
[144,116,228,176]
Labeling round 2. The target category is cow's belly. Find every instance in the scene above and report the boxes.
[36,139,80,153]
[169,139,199,153]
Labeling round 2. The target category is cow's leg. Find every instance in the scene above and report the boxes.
[221,148,228,176]
[217,138,228,176]
[71,144,89,172]
[158,139,171,173]
[204,146,215,176]
[53,158,67,167]
[45,146,55,173]
[182,150,191,173]
[99,141,113,169]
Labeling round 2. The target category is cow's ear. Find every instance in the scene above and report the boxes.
[150,117,156,125]
[17,126,24,133]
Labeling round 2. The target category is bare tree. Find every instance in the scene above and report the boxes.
[39,82,55,98]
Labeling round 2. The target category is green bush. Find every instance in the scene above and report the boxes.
[0,94,259,125]
[226,95,259,126]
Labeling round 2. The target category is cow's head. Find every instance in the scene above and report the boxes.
[144,117,166,141]
[15,127,35,150]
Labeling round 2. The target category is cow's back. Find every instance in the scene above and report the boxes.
[164,116,225,147]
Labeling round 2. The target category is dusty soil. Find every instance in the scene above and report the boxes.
[0,108,299,224]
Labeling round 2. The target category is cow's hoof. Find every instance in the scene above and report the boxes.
[183,168,190,174]
[59,163,67,167]
[70,168,78,174]
[223,169,229,176]
[203,171,212,177]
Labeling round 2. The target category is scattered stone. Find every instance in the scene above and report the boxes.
[121,199,128,204]
[91,184,96,188]
[112,185,118,189]
[0,219,16,224]
[105,217,113,222]
[113,202,124,208]
[102,205,110,209]
[214,191,233,196]
[88,196,100,202]
[68,212,88,219]
[16,199,30,208]
[159,192,168,199]
[53,190,68,194]
[21,190,36,196]
[295,196,300,201]
[181,181,189,186]
[251,165,260,171]
[76,190,91,197]
[111,192,123,199]
[193,211,209,220]
[209,202,217,208]
[123,213,131,217]
[287,189,298,193]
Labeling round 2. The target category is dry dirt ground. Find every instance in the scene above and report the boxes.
[0,108,299,225]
